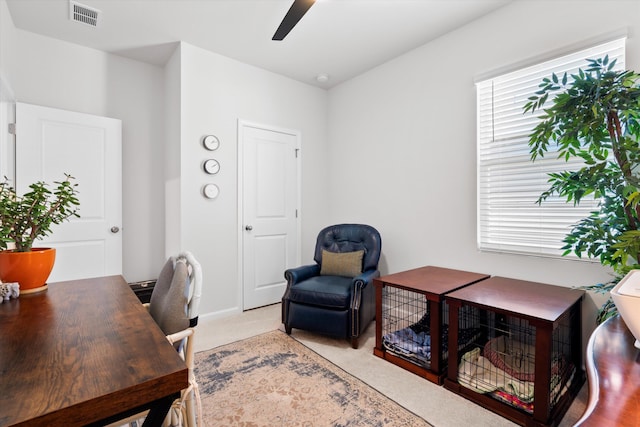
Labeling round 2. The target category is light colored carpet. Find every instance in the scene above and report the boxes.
[196,304,587,427]
[195,330,433,426]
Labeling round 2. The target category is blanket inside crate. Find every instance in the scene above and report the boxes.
[382,314,480,365]
[458,343,574,413]
[483,335,537,381]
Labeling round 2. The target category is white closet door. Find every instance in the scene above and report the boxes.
[16,102,122,282]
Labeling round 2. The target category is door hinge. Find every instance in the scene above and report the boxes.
[296,209,298,218]
[8,123,15,135]
[295,148,299,158]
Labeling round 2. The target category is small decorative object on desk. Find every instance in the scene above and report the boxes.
[610,269,640,349]
[0,281,19,302]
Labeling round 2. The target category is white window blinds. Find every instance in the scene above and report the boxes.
[477,38,625,258]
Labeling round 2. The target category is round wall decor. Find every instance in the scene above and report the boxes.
[203,135,220,151]
[203,159,220,174]
[203,184,219,199]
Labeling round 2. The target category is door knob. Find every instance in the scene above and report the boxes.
[110,226,120,233]
[245,225,253,231]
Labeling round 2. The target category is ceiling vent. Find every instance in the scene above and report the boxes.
[69,1,101,27]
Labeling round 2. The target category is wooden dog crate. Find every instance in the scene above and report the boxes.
[444,276,585,427]
[373,266,489,384]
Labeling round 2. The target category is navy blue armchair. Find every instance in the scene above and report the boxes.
[282,224,382,348]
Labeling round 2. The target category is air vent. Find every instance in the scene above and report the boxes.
[69,1,100,27]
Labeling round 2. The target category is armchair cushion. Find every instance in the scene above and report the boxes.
[288,275,353,309]
[320,249,364,277]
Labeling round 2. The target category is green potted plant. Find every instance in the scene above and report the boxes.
[0,174,80,293]
[524,56,640,323]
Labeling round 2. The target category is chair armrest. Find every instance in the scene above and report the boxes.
[284,264,320,285]
[166,327,194,346]
[350,269,380,340]
[352,269,380,288]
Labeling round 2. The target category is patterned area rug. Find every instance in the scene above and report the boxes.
[194,330,433,426]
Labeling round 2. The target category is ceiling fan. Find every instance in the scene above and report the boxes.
[272,0,316,41]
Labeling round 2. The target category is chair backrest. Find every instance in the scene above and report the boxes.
[149,251,202,336]
[313,224,382,272]
[148,252,203,426]
[178,251,202,327]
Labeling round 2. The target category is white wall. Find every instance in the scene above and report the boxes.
[0,0,16,182]
[172,43,329,317]
[327,0,640,336]
[5,20,167,282]
[164,44,182,261]
[0,4,330,318]
[0,0,15,87]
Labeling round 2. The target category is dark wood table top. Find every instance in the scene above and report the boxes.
[445,276,584,322]
[374,266,489,299]
[576,315,640,426]
[0,275,188,427]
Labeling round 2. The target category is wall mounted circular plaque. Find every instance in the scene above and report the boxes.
[203,159,220,174]
[202,135,220,151]
[203,184,219,199]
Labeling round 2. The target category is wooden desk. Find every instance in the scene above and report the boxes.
[0,275,188,427]
[575,315,640,426]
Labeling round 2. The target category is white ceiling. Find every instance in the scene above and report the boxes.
[6,0,512,88]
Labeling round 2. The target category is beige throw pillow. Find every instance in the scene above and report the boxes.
[320,249,364,277]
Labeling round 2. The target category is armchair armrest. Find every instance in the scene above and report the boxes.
[352,269,380,288]
[284,264,320,285]
[350,269,380,342]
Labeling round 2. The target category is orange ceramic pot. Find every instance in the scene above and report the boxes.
[0,247,56,293]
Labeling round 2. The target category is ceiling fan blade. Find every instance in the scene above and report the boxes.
[272,0,316,41]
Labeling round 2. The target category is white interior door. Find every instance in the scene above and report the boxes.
[15,102,122,283]
[240,121,299,310]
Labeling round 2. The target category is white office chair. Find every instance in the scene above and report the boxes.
[148,251,203,427]
[108,252,203,427]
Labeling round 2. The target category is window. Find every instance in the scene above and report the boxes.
[477,38,625,258]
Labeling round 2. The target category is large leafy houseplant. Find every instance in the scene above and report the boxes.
[0,174,80,252]
[523,56,640,323]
